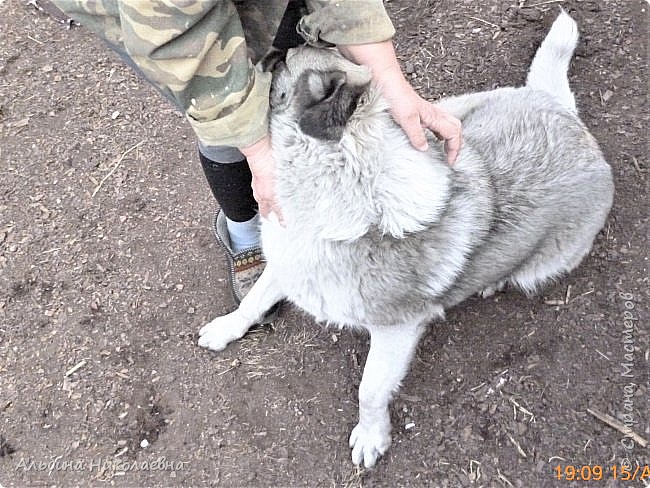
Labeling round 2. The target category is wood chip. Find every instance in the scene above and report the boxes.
[10,118,30,128]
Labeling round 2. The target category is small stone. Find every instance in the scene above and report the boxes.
[140,439,149,448]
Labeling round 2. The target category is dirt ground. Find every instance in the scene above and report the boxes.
[0,0,648,486]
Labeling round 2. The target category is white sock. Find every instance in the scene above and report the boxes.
[226,214,261,253]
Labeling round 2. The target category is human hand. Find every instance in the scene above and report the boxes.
[240,136,284,223]
[377,69,462,164]
[339,42,462,164]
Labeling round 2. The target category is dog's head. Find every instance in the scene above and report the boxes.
[268,47,372,141]
[262,47,451,241]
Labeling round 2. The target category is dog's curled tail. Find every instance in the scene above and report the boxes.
[526,9,579,113]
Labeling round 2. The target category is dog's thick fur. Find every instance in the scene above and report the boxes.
[199,12,614,468]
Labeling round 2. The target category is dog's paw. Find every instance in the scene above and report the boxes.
[480,279,506,299]
[349,421,391,468]
[198,311,251,352]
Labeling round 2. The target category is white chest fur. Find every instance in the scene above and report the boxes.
[261,220,368,327]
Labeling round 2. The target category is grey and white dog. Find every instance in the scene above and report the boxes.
[199,11,613,468]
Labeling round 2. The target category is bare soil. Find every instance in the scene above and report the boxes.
[0,0,647,486]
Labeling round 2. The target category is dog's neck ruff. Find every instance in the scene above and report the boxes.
[270,86,452,241]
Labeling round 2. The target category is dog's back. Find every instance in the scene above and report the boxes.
[437,11,613,305]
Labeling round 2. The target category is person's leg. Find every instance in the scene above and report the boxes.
[198,143,269,307]
[196,1,307,309]
[198,145,260,253]
[198,0,307,254]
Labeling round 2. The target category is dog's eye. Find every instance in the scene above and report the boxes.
[270,86,290,110]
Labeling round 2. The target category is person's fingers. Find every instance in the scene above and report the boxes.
[252,183,285,224]
[258,203,270,218]
[251,181,267,217]
[398,112,429,151]
[259,201,285,225]
[420,106,461,141]
[444,134,462,165]
[270,203,286,225]
[420,105,463,164]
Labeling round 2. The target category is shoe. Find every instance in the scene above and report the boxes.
[212,208,280,323]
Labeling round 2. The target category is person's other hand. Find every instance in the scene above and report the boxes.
[240,136,284,223]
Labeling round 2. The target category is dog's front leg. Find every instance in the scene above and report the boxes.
[198,267,284,351]
[349,321,425,468]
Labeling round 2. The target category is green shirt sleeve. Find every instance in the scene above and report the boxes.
[51,0,272,149]
[300,0,395,45]
[119,0,273,149]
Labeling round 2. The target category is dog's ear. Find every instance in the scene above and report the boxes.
[257,48,287,72]
[298,70,367,141]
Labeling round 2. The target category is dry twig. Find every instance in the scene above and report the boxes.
[507,433,528,458]
[466,15,500,29]
[522,0,566,8]
[497,467,514,487]
[92,140,145,197]
[64,359,87,377]
[587,408,647,447]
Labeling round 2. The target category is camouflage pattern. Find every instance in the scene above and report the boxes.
[51,0,394,149]
[300,1,395,46]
